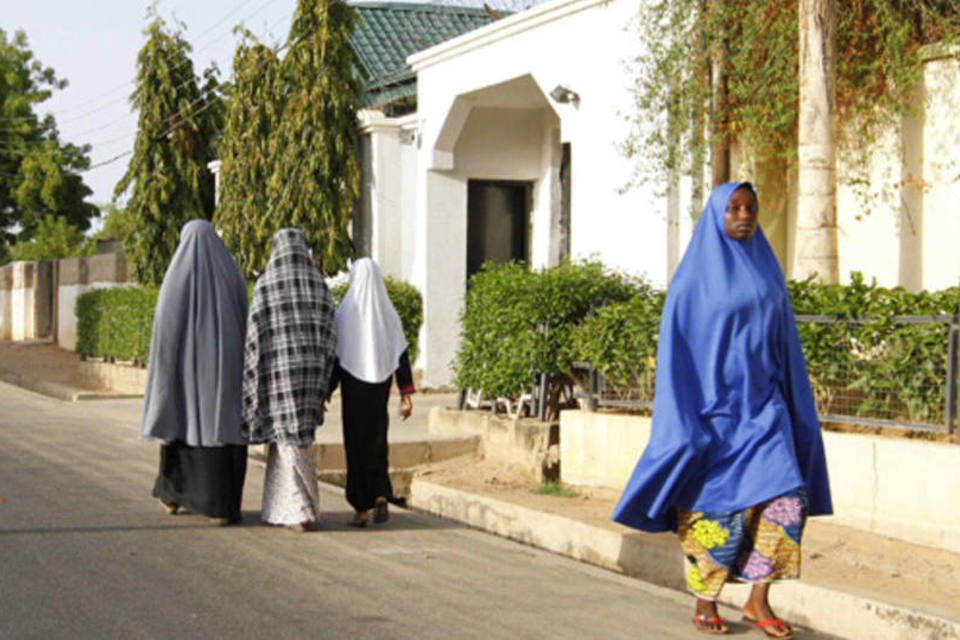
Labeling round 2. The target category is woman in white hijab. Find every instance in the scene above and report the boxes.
[141,220,249,525]
[330,258,414,527]
[242,229,337,532]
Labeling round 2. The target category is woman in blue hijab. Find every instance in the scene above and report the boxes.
[612,183,832,637]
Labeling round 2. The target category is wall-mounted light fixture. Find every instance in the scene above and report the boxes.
[549,85,580,105]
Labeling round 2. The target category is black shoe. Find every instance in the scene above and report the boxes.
[373,501,389,524]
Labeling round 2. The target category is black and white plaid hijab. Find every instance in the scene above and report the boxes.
[242,229,336,446]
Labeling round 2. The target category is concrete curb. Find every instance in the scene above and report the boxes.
[408,478,960,640]
[0,369,141,402]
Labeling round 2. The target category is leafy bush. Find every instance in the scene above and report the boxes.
[571,289,665,400]
[455,260,641,417]
[789,273,960,425]
[76,286,158,363]
[331,276,423,363]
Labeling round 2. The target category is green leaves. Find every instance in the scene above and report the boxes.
[458,261,957,427]
[9,214,85,261]
[626,1,960,191]
[76,286,159,364]
[789,273,960,425]
[0,28,97,254]
[454,260,641,406]
[115,16,222,286]
[215,0,363,277]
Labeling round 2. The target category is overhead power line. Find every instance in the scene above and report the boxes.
[0,0,286,128]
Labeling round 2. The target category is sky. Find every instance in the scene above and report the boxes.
[3,0,300,214]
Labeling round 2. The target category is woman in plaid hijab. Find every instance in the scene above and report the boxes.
[242,229,337,532]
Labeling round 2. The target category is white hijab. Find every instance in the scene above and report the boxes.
[334,258,408,383]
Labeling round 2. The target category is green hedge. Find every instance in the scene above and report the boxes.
[571,289,665,399]
[456,263,960,427]
[330,275,424,363]
[77,276,424,366]
[454,260,641,412]
[76,286,158,363]
[789,273,960,425]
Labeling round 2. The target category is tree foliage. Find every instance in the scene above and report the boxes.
[114,14,224,286]
[214,36,282,277]
[266,0,365,274]
[455,261,640,419]
[9,213,85,261]
[0,28,97,255]
[624,1,960,190]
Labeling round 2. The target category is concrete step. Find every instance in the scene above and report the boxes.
[250,436,480,501]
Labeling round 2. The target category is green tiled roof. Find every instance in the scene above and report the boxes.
[351,2,499,108]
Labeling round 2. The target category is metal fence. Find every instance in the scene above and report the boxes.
[572,314,960,442]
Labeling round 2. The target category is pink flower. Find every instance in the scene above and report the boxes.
[737,551,773,580]
[763,497,802,526]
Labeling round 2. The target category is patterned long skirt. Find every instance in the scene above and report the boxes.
[676,488,808,600]
[260,442,320,526]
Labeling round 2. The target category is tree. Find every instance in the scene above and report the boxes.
[266,0,364,274]
[214,36,282,277]
[0,29,98,253]
[114,14,223,286]
[625,1,960,241]
[9,214,85,261]
[796,0,838,283]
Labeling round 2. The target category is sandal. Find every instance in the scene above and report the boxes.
[160,500,180,515]
[744,616,793,639]
[692,614,729,634]
[373,500,389,523]
[348,513,369,528]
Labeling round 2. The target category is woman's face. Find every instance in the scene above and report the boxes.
[724,187,758,241]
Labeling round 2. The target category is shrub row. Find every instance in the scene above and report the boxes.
[454,260,644,412]
[76,286,158,364]
[77,276,424,366]
[456,263,960,426]
[788,273,960,425]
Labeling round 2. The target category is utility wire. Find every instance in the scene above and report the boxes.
[0,0,286,127]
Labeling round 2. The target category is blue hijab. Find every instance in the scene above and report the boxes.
[612,182,832,532]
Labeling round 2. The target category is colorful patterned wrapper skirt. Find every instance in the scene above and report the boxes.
[676,488,808,600]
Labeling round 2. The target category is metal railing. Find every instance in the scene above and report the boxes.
[572,313,960,443]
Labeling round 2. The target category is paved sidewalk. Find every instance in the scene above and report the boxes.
[408,459,960,640]
[2,341,958,640]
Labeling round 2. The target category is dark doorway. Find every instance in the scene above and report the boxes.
[467,180,531,279]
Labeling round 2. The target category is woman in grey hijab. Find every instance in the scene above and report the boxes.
[141,220,249,525]
[242,229,337,532]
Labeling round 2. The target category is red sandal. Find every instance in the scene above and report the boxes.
[745,617,793,639]
[692,614,729,634]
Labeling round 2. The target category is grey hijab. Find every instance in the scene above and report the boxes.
[242,228,336,446]
[140,220,248,446]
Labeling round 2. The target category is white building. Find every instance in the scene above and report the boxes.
[358,0,960,387]
[210,0,960,387]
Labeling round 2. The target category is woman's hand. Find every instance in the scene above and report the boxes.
[400,394,413,421]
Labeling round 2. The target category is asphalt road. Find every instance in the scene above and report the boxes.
[0,381,829,639]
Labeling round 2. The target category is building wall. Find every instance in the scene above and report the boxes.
[831,53,960,291]
[0,254,127,349]
[408,0,676,386]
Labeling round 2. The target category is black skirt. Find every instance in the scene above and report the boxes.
[152,441,248,521]
[339,370,393,512]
